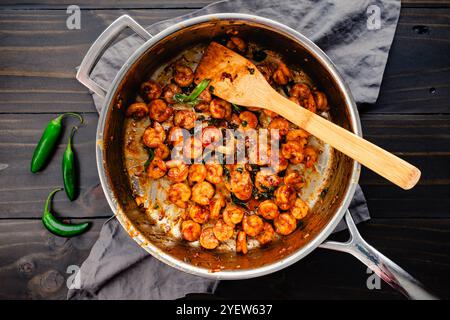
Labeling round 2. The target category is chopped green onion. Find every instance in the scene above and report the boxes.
[173,79,211,103]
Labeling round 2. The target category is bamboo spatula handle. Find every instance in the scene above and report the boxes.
[268,94,421,190]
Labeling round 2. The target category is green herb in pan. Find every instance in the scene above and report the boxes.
[174,79,211,103]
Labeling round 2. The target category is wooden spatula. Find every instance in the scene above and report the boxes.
[195,42,420,190]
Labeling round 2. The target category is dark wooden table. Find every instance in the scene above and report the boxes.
[0,0,449,300]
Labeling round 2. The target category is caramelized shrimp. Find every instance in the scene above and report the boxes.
[291,198,309,220]
[126,102,148,118]
[268,117,290,137]
[188,163,206,184]
[162,83,182,104]
[289,83,311,100]
[303,94,317,113]
[198,89,212,103]
[187,203,209,224]
[281,140,305,164]
[195,101,210,112]
[166,159,189,182]
[257,63,273,83]
[154,143,170,159]
[274,213,297,235]
[168,126,185,146]
[146,157,167,179]
[222,204,244,226]
[199,227,219,249]
[274,185,296,210]
[202,126,222,147]
[236,231,248,254]
[313,91,328,111]
[213,219,234,241]
[168,182,191,208]
[272,62,291,85]
[238,111,258,130]
[174,110,196,130]
[304,146,318,168]
[174,64,194,87]
[286,129,310,141]
[140,80,162,101]
[209,193,225,219]
[183,136,203,160]
[142,122,166,148]
[284,170,305,190]
[226,36,247,53]
[191,181,215,206]
[254,170,281,192]
[210,98,232,119]
[229,167,253,201]
[205,163,223,184]
[181,220,201,242]
[149,99,173,122]
[269,156,289,173]
[256,222,275,245]
[257,200,279,220]
[242,215,264,237]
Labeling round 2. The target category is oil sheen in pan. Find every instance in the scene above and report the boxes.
[122,43,334,252]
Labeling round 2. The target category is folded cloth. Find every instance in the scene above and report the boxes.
[68,0,400,300]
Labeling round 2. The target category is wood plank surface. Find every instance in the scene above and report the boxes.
[0,7,448,114]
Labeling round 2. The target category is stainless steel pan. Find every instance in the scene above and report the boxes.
[77,14,436,299]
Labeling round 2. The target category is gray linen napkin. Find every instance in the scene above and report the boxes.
[68,0,400,300]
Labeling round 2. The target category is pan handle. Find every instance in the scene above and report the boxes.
[319,210,438,300]
[76,15,152,98]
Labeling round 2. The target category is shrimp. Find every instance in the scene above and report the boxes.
[289,83,311,100]
[209,193,225,219]
[226,36,247,53]
[187,203,209,224]
[222,204,244,226]
[183,136,203,160]
[181,220,201,242]
[205,163,223,184]
[125,102,148,118]
[142,122,166,148]
[274,213,297,235]
[274,185,296,210]
[242,215,264,237]
[198,88,212,103]
[154,143,170,160]
[256,222,275,245]
[281,140,305,164]
[195,101,210,112]
[254,170,281,192]
[269,156,289,173]
[286,129,310,141]
[304,146,318,168]
[284,170,305,190]
[166,159,189,182]
[149,99,173,122]
[168,182,191,208]
[199,227,219,249]
[202,126,222,147]
[257,200,279,220]
[146,157,167,179]
[162,83,182,104]
[291,198,309,220]
[238,111,258,130]
[188,163,206,184]
[174,109,196,130]
[213,219,234,241]
[303,94,317,113]
[268,117,290,137]
[210,98,232,119]
[140,80,162,101]
[257,63,273,83]
[236,231,248,254]
[174,64,194,87]
[313,91,328,111]
[272,62,291,85]
[168,126,185,146]
[191,181,215,206]
[229,167,253,201]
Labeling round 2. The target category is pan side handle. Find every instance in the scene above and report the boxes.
[320,210,438,300]
[76,15,152,98]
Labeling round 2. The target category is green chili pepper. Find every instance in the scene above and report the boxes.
[174,79,211,103]
[62,126,78,201]
[42,188,90,237]
[31,112,83,173]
